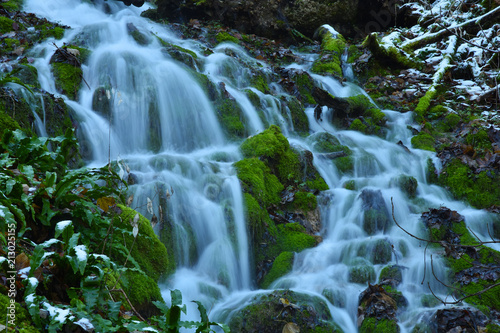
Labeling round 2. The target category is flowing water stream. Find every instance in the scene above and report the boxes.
[21,0,499,332]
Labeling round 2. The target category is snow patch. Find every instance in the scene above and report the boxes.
[19,266,31,279]
[74,245,88,262]
[55,220,72,232]
[74,318,94,331]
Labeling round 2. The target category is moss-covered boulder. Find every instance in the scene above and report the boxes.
[395,174,418,198]
[260,251,295,288]
[311,25,346,80]
[49,46,90,101]
[309,132,353,174]
[235,125,327,287]
[112,205,174,281]
[360,189,391,235]
[228,290,344,333]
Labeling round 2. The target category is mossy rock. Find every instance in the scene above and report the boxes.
[216,98,246,138]
[240,125,302,186]
[379,265,403,285]
[112,205,174,281]
[282,95,309,134]
[0,293,40,332]
[443,113,461,131]
[120,269,164,318]
[371,239,393,265]
[289,70,317,105]
[260,251,295,288]
[349,264,376,284]
[292,191,318,211]
[396,175,418,198]
[0,110,21,137]
[359,317,399,333]
[216,31,240,44]
[411,132,435,152]
[234,158,283,208]
[438,158,500,209]
[311,26,346,79]
[51,62,83,101]
[275,223,318,255]
[228,290,343,333]
[363,208,390,235]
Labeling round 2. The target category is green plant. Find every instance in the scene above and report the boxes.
[152,289,230,332]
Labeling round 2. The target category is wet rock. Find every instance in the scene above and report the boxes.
[357,284,400,333]
[378,265,403,287]
[421,207,464,246]
[228,290,343,333]
[431,308,489,333]
[360,189,391,235]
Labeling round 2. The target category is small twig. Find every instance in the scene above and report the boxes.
[428,253,500,305]
[110,288,146,321]
[421,243,430,285]
[391,198,440,243]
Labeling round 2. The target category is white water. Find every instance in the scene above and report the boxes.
[23,0,499,331]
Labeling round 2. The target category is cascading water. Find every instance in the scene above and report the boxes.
[22,0,499,331]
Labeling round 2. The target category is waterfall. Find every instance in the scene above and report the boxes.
[22,0,498,331]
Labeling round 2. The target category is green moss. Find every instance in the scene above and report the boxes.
[411,132,435,151]
[0,111,21,137]
[466,129,492,150]
[293,191,318,211]
[311,27,346,78]
[438,159,500,208]
[229,290,343,333]
[0,293,40,332]
[372,239,393,264]
[276,223,318,254]
[37,24,65,40]
[121,269,163,317]
[51,62,83,100]
[343,179,356,190]
[444,113,461,130]
[234,158,283,207]
[243,192,275,241]
[362,32,419,70]
[349,264,376,284]
[240,125,302,186]
[350,118,368,133]
[241,125,288,159]
[0,16,16,33]
[216,98,245,138]
[334,156,354,174]
[292,71,316,105]
[216,32,239,44]
[2,0,23,11]
[306,177,329,191]
[360,317,399,333]
[379,265,402,283]
[113,205,173,281]
[428,105,448,119]
[397,175,418,198]
[250,75,269,94]
[414,88,436,120]
[283,95,309,134]
[260,251,294,288]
